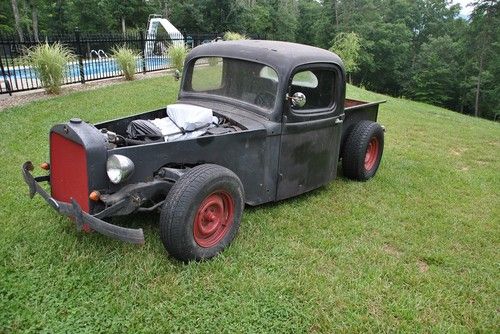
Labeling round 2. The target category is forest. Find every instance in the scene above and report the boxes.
[1,0,499,120]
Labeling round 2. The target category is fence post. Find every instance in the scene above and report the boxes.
[140,31,147,74]
[0,54,12,96]
[74,29,85,84]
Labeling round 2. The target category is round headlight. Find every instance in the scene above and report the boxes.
[106,154,134,184]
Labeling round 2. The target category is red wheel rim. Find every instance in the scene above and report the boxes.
[364,137,380,171]
[193,191,234,248]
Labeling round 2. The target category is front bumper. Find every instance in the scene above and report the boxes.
[22,161,145,244]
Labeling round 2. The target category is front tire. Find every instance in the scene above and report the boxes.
[342,120,384,181]
[159,164,244,262]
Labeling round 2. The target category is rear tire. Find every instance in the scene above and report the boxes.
[159,164,244,262]
[342,120,384,181]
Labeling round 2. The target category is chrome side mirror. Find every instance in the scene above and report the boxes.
[287,92,306,108]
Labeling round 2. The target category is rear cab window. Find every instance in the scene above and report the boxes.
[191,57,223,91]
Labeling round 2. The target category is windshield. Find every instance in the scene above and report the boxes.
[184,57,279,110]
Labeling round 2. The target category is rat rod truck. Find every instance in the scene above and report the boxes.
[22,40,385,261]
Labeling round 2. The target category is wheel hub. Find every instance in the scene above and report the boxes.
[193,191,234,248]
[364,136,379,171]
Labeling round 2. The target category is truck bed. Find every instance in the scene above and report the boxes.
[341,98,386,152]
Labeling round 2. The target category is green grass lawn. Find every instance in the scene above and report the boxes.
[1,76,498,332]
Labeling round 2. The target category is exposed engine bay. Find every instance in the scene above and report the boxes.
[100,104,242,147]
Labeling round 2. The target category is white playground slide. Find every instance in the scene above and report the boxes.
[144,16,184,57]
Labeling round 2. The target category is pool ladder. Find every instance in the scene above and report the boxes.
[90,49,109,60]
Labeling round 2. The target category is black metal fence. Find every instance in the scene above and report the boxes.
[0,31,221,95]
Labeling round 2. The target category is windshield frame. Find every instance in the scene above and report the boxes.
[179,56,282,118]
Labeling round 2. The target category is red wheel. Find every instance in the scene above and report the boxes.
[193,191,234,248]
[364,137,380,171]
[160,164,244,262]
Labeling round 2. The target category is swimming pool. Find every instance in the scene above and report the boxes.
[3,56,170,82]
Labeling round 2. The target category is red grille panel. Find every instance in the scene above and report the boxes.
[50,132,89,212]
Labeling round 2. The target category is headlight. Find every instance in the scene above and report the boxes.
[106,154,134,184]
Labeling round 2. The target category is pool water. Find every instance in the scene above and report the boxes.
[4,57,170,81]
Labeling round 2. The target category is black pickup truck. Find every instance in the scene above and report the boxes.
[22,40,385,261]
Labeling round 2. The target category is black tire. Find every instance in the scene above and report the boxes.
[159,164,244,262]
[342,120,384,181]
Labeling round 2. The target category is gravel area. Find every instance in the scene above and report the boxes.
[0,69,172,111]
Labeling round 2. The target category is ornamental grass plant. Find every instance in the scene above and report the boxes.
[223,32,248,41]
[112,45,139,80]
[26,42,74,94]
[167,44,189,73]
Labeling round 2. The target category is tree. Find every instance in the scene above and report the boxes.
[10,0,23,41]
[296,0,322,45]
[74,0,112,33]
[410,0,461,49]
[168,0,206,32]
[48,0,73,34]
[356,21,413,95]
[467,0,499,117]
[240,2,272,38]
[329,32,361,83]
[269,0,299,41]
[408,35,463,108]
[0,0,15,34]
[28,0,39,41]
[105,0,145,35]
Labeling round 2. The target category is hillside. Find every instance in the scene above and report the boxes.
[0,77,498,332]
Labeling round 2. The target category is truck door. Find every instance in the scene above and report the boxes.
[276,64,345,200]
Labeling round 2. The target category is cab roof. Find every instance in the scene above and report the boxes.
[186,40,345,75]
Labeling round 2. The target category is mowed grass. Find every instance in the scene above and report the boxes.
[0,76,498,332]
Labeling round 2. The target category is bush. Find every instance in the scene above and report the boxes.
[111,45,139,80]
[26,42,74,94]
[223,32,248,41]
[167,44,189,72]
[329,32,361,84]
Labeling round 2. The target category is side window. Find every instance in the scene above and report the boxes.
[191,57,223,91]
[290,69,336,111]
[292,71,318,88]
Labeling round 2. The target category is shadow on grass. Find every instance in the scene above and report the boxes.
[63,169,350,265]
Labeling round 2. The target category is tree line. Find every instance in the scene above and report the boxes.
[1,0,498,120]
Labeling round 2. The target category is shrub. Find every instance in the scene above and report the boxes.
[167,44,189,72]
[223,32,248,41]
[26,42,74,94]
[111,45,139,80]
[329,32,361,83]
